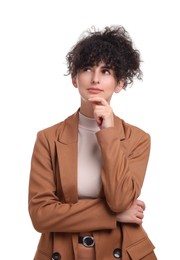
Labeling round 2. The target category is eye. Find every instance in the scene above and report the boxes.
[82,67,91,72]
[102,69,111,75]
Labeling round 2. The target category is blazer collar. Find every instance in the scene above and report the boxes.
[57,110,79,144]
[57,109,125,144]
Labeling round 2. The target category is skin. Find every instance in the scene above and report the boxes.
[117,199,145,225]
[72,62,124,128]
[72,62,145,225]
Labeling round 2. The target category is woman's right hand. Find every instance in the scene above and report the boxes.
[116,199,145,225]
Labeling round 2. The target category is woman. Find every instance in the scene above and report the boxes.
[28,26,157,259]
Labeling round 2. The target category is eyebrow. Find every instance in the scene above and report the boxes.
[100,65,113,69]
[81,64,113,70]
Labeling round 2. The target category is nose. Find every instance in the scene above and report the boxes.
[91,71,100,84]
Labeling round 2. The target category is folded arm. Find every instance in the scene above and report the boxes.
[96,127,150,213]
[28,131,116,234]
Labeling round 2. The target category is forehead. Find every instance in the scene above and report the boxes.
[97,61,108,67]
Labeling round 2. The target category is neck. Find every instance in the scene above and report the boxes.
[79,99,94,118]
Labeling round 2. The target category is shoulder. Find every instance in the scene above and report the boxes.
[36,111,78,141]
[123,120,150,138]
[115,117,151,156]
[115,115,150,144]
[38,121,64,138]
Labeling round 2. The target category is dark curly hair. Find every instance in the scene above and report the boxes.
[66,26,142,89]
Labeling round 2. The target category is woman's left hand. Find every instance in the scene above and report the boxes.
[116,199,146,225]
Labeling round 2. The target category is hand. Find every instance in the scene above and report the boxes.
[88,97,114,129]
[116,200,146,225]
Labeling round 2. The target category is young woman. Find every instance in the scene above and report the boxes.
[28,26,157,260]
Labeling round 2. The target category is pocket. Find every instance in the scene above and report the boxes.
[126,237,155,260]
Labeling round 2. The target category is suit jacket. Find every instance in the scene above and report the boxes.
[28,111,157,260]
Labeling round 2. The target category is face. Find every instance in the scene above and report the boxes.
[72,62,124,104]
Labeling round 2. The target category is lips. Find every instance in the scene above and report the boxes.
[87,88,103,94]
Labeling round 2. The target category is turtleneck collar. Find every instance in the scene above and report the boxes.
[78,112,100,132]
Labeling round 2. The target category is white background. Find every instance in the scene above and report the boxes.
[0,0,179,259]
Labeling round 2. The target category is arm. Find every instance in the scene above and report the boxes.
[28,131,116,234]
[97,127,150,213]
[88,97,150,213]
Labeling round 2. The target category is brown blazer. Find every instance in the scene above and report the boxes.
[28,111,157,260]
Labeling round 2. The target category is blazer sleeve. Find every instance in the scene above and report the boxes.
[28,131,116,234]
[96,126,150,213]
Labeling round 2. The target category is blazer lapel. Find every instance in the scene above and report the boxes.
[55,112,79,203]
[114,115,125,141]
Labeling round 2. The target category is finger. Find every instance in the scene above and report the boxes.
[132,214,143,225]
[136,211,144,219]
[135,218,143,225]
[137,206,144,213]
[96,117,103,126]
[88,97,108,106]
[136,200,146,210]
[90,101,102,108]
[92,109,104,126]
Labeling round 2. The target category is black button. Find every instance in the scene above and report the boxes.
[113,248,122,258]
[52,252,61,260]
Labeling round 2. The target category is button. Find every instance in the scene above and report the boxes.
[52,252,61,260]
[78,236,95,247]
[82,236,95,247]
[113,248,122,258]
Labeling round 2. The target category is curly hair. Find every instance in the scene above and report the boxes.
[66,26,142,89]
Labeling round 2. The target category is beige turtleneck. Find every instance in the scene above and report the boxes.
[78,112,102,199]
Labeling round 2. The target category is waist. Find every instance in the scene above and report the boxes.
[77,243,96,260]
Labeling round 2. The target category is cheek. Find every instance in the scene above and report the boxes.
[78,75,90,86]
[103,79,117,90]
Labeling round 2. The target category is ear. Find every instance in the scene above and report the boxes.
[114,79,125,93]
[72,76,77,88]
